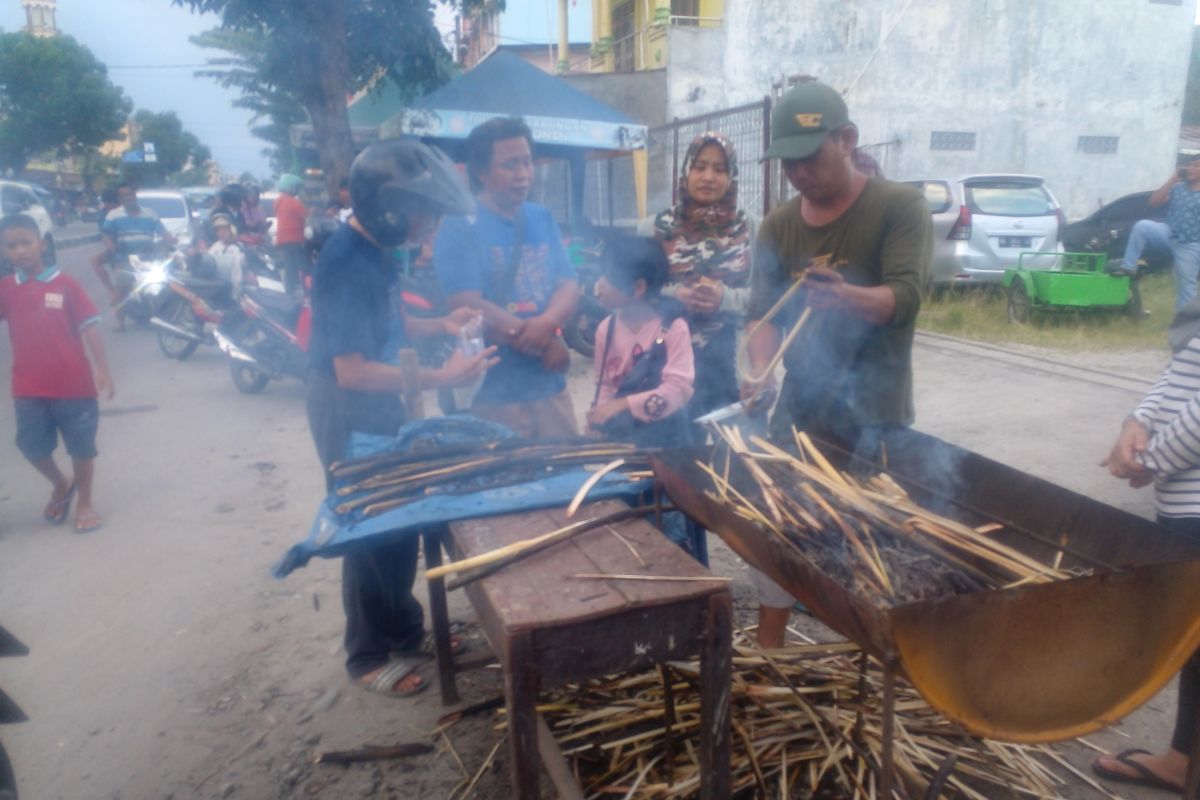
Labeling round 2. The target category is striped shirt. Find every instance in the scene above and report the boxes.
[1134,336,1200,517]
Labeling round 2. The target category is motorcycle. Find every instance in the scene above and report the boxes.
[0,624,29,800]
[214,285,310,394]
[151,247,284,362]
[112,248,181,327]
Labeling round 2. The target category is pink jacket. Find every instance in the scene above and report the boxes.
[593,314,695,422]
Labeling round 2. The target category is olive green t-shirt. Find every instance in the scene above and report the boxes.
[749,178,931,434]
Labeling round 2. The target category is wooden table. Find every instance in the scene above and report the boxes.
[426,499,732,799]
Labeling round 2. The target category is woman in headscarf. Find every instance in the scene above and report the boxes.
[648,132,755,432]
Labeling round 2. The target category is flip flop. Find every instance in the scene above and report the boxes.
[358,657,427,699]
[1092,748,1184,793]
[74,511,103,534]
[44,483,76,525]
[395,630,467,661]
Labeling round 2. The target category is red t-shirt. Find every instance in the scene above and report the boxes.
[0,269,100,398]
[274,192,307,246]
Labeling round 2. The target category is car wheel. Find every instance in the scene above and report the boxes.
[1007,280,1032,324]
[43,235,55,266]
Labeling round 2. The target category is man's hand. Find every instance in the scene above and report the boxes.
[441,307,481,338]
[438,346,499,387]
[802,265,845,311]
[1101,417,1152,483]
[512,314,558,356]
[587,398,628,428]
[96,370,115,401]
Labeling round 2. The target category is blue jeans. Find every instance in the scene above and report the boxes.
[1123,219,1200,309]
[1173,241,1200,310]
[1122,220,1171,271]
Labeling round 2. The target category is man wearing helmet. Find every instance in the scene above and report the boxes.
[306,140,498,698]
[434,117,580,438]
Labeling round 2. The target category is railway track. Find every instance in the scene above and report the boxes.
[915,330,1159,396]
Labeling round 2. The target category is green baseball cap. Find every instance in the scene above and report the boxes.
[762,80,850,161]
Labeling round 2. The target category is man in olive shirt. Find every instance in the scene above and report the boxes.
[742,79,931,646]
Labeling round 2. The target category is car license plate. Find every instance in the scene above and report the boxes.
[1000,236,1033,248]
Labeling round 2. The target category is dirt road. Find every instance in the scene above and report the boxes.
[0,246,1179,798]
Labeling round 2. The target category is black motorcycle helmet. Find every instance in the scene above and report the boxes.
[349,139,473,248]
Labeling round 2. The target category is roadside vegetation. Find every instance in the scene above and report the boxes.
[918,271,1175,351]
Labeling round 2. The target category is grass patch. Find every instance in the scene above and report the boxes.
[918,272,1175,351]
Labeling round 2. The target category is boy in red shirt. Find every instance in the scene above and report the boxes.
[0,214,114,532]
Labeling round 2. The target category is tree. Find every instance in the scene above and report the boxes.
[0,33,131,172]
[174,0,464,193]
[121,110,213,187]
[190,27,307,175]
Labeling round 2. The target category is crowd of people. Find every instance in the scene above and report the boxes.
[2,77,1199,794]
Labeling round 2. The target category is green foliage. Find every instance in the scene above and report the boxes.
[173,0,472,188]
[0,33,131,171]
[122,110,213,188]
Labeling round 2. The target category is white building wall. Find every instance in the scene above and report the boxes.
[668,0,1197,217]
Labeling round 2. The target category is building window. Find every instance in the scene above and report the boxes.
[930,131,976,151]
[672,0,700,25]
[1077,135,1119,154]
[612,0,635,72]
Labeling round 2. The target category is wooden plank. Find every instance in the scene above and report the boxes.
[699,592,733,800]
[422,528,459,706]
[503,630,541,799]
[537,713,586,800]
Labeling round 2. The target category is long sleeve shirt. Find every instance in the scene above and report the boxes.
[1133,335,1200,517]
[593,314,695,423]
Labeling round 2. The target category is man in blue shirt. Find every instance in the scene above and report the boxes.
[434,117,580,438]
[1115,159,1200,309]
[101,184,174,331]
[307,140,495,698]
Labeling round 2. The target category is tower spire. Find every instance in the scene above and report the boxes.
[21,0,58,38]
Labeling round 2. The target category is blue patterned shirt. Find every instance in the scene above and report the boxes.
[1168,183,1200,244]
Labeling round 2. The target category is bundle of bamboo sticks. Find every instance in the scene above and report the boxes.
[328,439,652,519]
[488,633,1102,799]
[701,426,1079,606]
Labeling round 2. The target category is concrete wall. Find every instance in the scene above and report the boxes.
[670,0,1196,217]
[562,69,670,127]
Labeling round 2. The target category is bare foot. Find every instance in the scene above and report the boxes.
[43,481,75,524]
[357,666,424,694]
[1094,748,1188,790]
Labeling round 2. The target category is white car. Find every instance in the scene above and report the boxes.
[137,190,195,249]
[0,180,55,263]
[902,175,1065,286]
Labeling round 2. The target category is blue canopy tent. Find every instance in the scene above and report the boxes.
[379,50,649,227]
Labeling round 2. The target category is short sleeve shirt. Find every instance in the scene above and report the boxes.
[1168,183,1200,244]
[433,201,575,405]
[749,178,931,431]
[0,268,100,398]
[308,224,407,435]
[102,207,168,258]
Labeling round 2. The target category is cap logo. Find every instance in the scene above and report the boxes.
[795,113,823,128]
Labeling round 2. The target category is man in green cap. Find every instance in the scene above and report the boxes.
[741,79,931,647]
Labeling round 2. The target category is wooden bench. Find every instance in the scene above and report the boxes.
[425,499,732,799]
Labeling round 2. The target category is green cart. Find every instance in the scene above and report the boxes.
[1002,251,1141,323]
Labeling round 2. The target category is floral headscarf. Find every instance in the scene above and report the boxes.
[652,132,753,290]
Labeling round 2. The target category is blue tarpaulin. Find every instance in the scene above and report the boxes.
[272,417,652,578]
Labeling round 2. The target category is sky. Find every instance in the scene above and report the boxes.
[0,0,270,179]
[498,0,592,46]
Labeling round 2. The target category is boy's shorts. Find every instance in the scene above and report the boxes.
[14,397,99,461]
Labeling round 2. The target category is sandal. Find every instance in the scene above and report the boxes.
[1092,749,1184,793]
[74,511,103,534]
[396,630,467,660]
[357,657,427,698]
[44,483,76,525]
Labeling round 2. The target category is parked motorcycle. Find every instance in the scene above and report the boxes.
[0,624,29,800]
[112,248,181,327]
[214,286,310,394]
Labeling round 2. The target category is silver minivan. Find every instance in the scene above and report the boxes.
[903,175,1065,286]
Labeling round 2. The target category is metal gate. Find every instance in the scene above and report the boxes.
[649,97,773,218]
